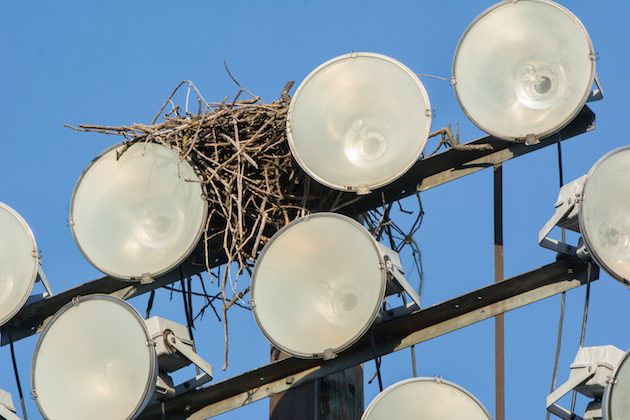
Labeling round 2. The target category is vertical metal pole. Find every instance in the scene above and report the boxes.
[269,347,364,420]
[494,164,505,420]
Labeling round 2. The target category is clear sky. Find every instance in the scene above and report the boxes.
[1,1,630,419]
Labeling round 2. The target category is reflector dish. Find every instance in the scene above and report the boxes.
[604,348,630,420]
[70,142,207,280]
[362,377,492,420]
[251,213,386,358]
[287,52,432,193]
[0,202,38,327]
[453,0,595,142]
[580,147,630,284]
[32,294,157,420]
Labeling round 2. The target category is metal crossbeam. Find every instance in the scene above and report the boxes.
[0,106,595,346]
[136,256,596,419]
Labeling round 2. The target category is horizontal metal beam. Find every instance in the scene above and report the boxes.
[0,106,595,346]
[137,256,598,419]
[339,105,595,215]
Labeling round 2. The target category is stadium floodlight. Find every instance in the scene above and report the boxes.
[547,345,625,420]
[453,0,599,144]
[0,202,52,327]
[539,147,630,285]
[31,294,213,420]
[0,389,19,420]
[287,52,432,194]
[251,212,421,359]
[603,346,630,419]
[362,377,492,420]
[70,142,207,282]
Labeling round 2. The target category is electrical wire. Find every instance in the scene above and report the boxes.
[8,331,28,420]
[546,135,567,420]
[368,331,383,392]
[571,262,593,413]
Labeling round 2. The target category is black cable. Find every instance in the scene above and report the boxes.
[8,331,28,420]
[546,134,567,420]
[368,331,383,392]
[146,290,156,319]
[571,262,593,413]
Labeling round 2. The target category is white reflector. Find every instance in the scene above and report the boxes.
[287,52,432,194]
[70,142,207,280]
[32,295,157,420]
[604,348,630,419]
[0,202,38,327]
[362,377,492,420]
[580,147,630,284]
[251,213,386,358]
[453,0,595,142]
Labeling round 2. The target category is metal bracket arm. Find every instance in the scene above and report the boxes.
[167,335,213,380]
[587,73,604,102]
[388,265,421,309]
[539,201,578,256]
[546,365,596,420]
[37,266,53,298]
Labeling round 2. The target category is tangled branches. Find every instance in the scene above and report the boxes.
[68,78,366,368]
[69,75,433,369]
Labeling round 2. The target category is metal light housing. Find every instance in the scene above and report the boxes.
[362,377,492,420]
[251,212,420,359]
[0,202,52,327]
[31,294,213,420]
[287,52,432,194]
[70,142,207,281]
[453,0,597,143]
[547,345,626,420]
[540,147,630,285]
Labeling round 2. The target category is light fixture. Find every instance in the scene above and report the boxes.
[603,345,630,419]
[251,212,421,359]
[0,202,52,327]
[547,345,626,420]
[453,0,599,144]
[0,389,19,420]
[31,294,213,420]
[362,377,492,420]
[70,142,207,282]
[287,52,432,194]
[539,147,630,285]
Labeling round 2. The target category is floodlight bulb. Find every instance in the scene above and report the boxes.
[362,377,492,420]
[32,294,157,420]
[0,202,39,327]
[453,0,595,142]
[604,348,630,419]
[251,213,386,358]
[580,147,630,284]
[70,142,207,280]
[287,52,432,193]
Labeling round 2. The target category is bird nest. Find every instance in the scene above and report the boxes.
[69,72,439,367]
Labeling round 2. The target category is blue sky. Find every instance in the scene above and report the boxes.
[1,1,630,419]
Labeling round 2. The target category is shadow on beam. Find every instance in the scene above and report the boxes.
[0,106,595,347]
[138,256,597,419]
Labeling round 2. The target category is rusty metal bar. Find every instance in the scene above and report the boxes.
[136,257,597,419]
[494,164,505,420]
[0,106,595,347]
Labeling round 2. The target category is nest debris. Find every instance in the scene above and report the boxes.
[68,76,427,369]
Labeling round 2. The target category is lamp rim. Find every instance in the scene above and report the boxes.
[286,51,432,193]
[452,0,596,142]
[579,146,630,285]
[602,347,630,420]
[0,202,39,327]
[361,377,492,420]
[251,212,387,359]
[69,141,208,281]
[31,294,158,420]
